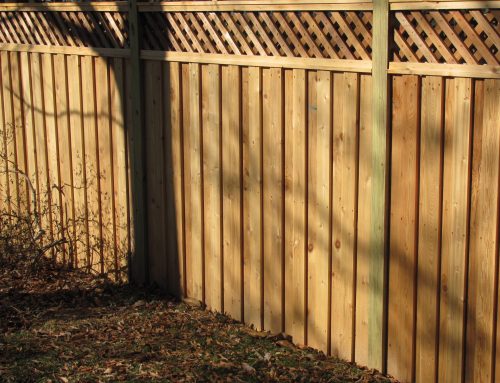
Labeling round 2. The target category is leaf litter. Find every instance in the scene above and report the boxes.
[0,259,398,382]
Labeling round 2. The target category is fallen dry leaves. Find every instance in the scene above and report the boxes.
[0,259,398,382]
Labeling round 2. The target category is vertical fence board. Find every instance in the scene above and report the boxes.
[222,64,242,320]
[162,61,180,293]
[466,79,500,383]
[355,74,373,367]
[2,51,14,214]
[243,66,262,328]
[67,55,87,270]
[241,65,249,319]
[169,61,185,296]
[125,59,135,276]
[31,53,52,248]
[189,62,203,301]
[110,58,128,281]
[415,76,443,383]
[42,53,61,261]
[5,52,19,213]
[10,52,27,212]
[19,52,36,215]
[81,55,100,271]
[331,72,358,361]
[203,63,222,312]
[145,60,167,288]
[284,68,307,345]
[438,77,472,383]
[388,74,419,383]
[263,67,283,333]
[95,57,114,274]
[54,54,74,266]
[183,62,203,301]
[0,51,8,215]
[307,70,331,353]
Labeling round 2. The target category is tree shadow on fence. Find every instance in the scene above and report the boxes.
[0,3,152,286]
[0,5,497,383]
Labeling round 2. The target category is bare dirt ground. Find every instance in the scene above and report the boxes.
[0,259,397,382]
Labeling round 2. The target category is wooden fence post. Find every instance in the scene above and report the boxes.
[370,0,389,372]
[128,0,149,284]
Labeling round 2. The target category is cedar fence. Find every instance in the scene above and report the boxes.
[0,1,498,382]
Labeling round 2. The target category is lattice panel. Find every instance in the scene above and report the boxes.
[0,11,129,48]
[392,9,499,65]
[141,11,373,60]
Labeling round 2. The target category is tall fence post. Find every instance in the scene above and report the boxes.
[370,0,389,372]
[128,0,149,284]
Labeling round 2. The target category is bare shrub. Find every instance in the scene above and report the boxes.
[0,124,127,280]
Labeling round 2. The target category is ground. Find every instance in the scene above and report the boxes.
[0,260,397,383]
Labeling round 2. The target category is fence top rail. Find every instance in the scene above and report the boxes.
[0,0,496,11]
[389,62,500,79]
[390,0,500,9]
[0,42,498,80]
[0,1,373,12]
[389,0,496,2]
[142,50,373,72]
[0,1,128,11]
[0,42,130,57]
[138,1,373,11]
[139,1,373,12]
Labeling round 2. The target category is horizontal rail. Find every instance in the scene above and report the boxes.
[0,0,372,12]
[0,43,371,72]
[388,62,500,78]
[141,50,372,72]
[390,0,499,9]
[139,1,373,11]
[0,43,130,58]
[0,0,496,12]
[0,1,128,11]
[390,0,480,2]
[1,44,498,79]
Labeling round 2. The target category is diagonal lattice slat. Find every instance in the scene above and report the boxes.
[392,9,499,65]
[0,11,129,48]
[140,11,373,60]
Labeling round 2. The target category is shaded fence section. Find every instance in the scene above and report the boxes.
[0,48,132,280]
[0,1,499,382]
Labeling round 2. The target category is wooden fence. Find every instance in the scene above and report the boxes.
[0,1,498,382]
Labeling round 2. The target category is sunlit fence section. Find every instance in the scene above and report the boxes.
[0,1,498,382]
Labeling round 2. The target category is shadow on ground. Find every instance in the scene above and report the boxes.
[0,259,397,383]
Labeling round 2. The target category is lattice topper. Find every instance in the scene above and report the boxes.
[0,11,129,48]
[392,9,499,65]
[141,11,373,60]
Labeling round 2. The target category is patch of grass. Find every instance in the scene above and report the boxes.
[0,261,397,382]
